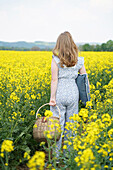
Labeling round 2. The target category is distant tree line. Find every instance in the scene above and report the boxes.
[0,46,52,51]
[0,46,31,51]
[0,40,113,51]
[79,40,113,51]
[30,46,52,51]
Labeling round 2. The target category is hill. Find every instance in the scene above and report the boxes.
[0,41,55,49]
[0,41,101,50]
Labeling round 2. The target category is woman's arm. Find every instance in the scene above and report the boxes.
[79,65,90,92]
[49,58,58,105]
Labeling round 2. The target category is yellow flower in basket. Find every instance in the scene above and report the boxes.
[33,103,61,143]
[44,110,53,117]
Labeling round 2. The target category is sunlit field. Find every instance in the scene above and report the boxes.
[0,51,113,170]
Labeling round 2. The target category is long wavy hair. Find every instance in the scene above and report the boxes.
[52,31,78,68]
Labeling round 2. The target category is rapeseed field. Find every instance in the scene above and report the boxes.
[0,51,113,170]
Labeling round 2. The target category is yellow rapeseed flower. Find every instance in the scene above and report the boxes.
[44,110,53,117]
[33,124,37,128]
[63,145,67,149]
[1,140,14,157]
[24,152,30,160]
[47,134,52,139]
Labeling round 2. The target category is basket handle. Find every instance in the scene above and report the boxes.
[36,103,61,119]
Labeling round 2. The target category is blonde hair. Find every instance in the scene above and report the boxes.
[53,31,78,68]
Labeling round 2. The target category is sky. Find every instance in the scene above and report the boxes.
[0,0,113,43]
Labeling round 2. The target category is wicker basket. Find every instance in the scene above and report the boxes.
[33,103,61,142]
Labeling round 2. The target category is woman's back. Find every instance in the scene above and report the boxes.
[52,55,84,79]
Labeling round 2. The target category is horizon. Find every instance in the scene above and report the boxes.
[0,39,109,44]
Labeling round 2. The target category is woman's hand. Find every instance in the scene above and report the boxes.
[49,98,56,106]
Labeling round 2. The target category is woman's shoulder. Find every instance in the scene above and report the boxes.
[78,56,84,63]
[52,55,60,64]
[78,56,84,60]
[52,55,84,68]
[77,56,84,69]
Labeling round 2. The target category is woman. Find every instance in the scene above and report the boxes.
[49,31,90,159]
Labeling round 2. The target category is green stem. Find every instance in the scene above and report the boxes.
[14,122,33,144]
[5,152,8,170]
[10,121,18,138]
[9,121,14,138]
[48,140,51,164]
[53,127,57,169]
[0,156,6,169]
